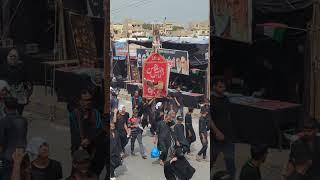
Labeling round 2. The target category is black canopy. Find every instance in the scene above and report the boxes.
[254,0,314,14]
[127,40,209,68]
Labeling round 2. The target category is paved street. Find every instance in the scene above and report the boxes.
[22,86,290,180]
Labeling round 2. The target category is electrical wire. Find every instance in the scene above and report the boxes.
[1,0,24,38]
[111,0,151,12]
[111,0,152,15]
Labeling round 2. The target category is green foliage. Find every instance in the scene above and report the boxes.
[172,26,184,31]
[142,24,152,30]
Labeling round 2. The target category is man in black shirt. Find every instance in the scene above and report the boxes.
[114,105,130,156]
[239,145,268,180]
[0,97,28,180]
[142,98,156,135]
[211,78,236,180]
[68,90,104,176]
[286,120,320,180]
[196,110,209,162]
[0,48,33,116]
[174,86,184,118]
[26,137,63,180]
[153,114,174,166]
[66,149,98,180]
[287,140,313,180]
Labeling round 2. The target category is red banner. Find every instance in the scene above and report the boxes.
[142,53,169,98]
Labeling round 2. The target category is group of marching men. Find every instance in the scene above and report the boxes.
[109,85,211,180]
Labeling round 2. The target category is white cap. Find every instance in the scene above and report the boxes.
[0,80,9,91]
[156,102,162,109]
[26,137,47,161]
[118,105,125,112]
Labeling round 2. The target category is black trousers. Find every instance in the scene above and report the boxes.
[110,165,115,178]
[198,134,208,158]
[150,119,158,135]
[158,139,171,161]
[142,113,149,129]
[210,132,214,169]
[90,143,107,176]
[17,104,25,115]
[164,163,177,180]
[119,133,128,153]
[187,140,193,154]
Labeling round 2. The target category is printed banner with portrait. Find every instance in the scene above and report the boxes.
[142,53,169,98]
[113,41,128,60]
[130,60,141,82]
[70,12,98,67]
[137,48,189,75]
[212,0,252,43]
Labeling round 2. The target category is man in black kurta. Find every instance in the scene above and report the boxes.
[153,115,173,166]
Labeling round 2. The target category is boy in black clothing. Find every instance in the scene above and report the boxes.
[196,110,209,162]
[239,145,269,180]
[174,116,190,154]
[211,78,236,180]
[185,108,196,154]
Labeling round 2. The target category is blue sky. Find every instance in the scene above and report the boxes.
[111,0,209,25]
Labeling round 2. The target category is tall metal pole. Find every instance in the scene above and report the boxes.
[59,0,67,60]
[127,41,131,81]
[207,0,212,100]
[310,0,320,121]
[104,0,110,114]
[53,0,57,61]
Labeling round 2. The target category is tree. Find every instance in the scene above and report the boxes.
[142,24,153,30]
[172,26,184,31]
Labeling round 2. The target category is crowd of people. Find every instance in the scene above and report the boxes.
[110,85,211,180]
[211,78,320,180]
[0,48,109,180]
[0,47,319,180]
[0,85,110,180]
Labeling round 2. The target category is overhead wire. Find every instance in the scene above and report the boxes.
[111,0,152,16]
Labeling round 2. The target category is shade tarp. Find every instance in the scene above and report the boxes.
[127,40,209,68]
[254,0,314,14]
